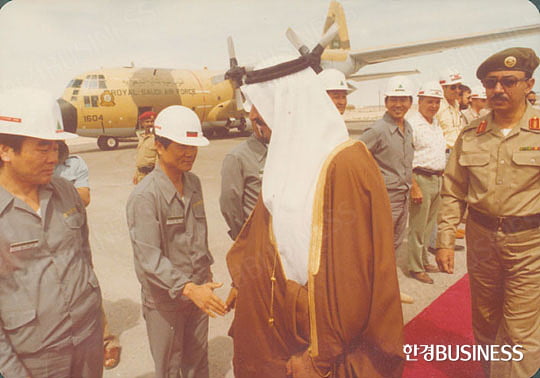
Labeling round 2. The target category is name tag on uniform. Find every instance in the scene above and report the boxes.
[9,239,39,253]
[167,216,184,226]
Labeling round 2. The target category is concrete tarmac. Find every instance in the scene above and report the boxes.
[69,130,467,378]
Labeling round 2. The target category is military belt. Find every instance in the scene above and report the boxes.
[138,165,155,174]
[469,208,540,234]
[413,167,444,177]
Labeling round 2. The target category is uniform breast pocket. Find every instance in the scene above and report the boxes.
[60,211,84,246]
[63,211,84,230]
[0,299,38,353]
[459,152,491,193]
[512,150,540,185]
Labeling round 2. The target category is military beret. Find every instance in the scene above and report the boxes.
[476,47,539,79]
[138,111,156,120]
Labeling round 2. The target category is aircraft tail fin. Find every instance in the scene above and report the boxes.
[322,1,350,50]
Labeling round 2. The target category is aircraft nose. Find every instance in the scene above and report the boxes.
[57,98,78,133]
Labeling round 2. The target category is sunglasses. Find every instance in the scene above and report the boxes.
[482,76,528,89]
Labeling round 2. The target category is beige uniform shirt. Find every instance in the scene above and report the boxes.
[436,98,467,149]
[133,131,157,184]
[437,103,540,249]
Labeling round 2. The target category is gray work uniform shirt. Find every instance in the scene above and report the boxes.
[0,177,101,378]
[126,164,214,311]
[359,112,414,193]
[220,134,267,239]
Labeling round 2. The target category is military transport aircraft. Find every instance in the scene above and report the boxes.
[58,0,540,150]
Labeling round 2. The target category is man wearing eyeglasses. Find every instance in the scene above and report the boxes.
[220,105,270,240]
[437,68,468,152]
[436,47,540,378]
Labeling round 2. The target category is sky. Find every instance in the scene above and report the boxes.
[0,0,539,106]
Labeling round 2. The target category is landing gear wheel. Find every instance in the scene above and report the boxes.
[97,136,119,150]
[214,127,229,138]
[238,118,247,133]
[203,128,214,138]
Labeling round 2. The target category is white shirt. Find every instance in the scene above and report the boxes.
[407,111,447,171]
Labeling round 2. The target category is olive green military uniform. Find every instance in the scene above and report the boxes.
[133,130,157,184]
[437,104,540,378]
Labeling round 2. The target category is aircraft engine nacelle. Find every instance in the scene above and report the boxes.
[57,98,78,133]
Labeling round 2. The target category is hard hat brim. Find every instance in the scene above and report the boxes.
[0,128,78,140]
[156,130,209,147]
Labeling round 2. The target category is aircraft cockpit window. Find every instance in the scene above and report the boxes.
[83,95,99,108]
[99,80,107,89]
[68,79,82,88]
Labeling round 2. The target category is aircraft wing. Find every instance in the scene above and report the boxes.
[348,69,420,82]
[349,24,540,65]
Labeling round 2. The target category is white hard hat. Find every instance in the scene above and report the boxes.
[384,76,413,97]
[319,69,351,93]
[438,68,462,86]
[471,86,487,99]
[154,105,209,147]
[417,81,444,99]
[0,88,76,140]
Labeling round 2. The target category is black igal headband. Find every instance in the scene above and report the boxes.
[228,45,324,86]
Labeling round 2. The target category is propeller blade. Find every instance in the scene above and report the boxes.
[318,22,339,49]
[234,88,244,111]
[286,28,310,56]
[227,36,238,67]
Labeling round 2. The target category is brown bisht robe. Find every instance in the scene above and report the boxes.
[227,140,404,378]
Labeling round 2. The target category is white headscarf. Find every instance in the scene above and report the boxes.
[242,57,349,284]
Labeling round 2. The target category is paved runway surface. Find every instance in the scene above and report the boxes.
[69,128,467,378]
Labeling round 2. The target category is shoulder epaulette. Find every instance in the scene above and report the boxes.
[476,120,488,134]
[529,117,540,131]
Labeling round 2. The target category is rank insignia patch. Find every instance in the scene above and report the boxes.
[529,117,540,130]
[476,120,487,134]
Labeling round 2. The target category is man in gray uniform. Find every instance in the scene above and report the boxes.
[359,76,414,253]
[359,76,414,304]
[220,105,270,240]
[127,105,227,378]
[0,88,103,378]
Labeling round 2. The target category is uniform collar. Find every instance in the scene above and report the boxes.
[246,134,268,162]
[441,97,459,110]
[0,185,12,215]
[384,112,411,136]
[481,102,539,136]
[154,163,196,205]
[0,182,53,217]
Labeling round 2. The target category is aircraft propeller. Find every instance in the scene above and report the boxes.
[210,37,246,111]
[212,23,339,110]
[285,23,339,74]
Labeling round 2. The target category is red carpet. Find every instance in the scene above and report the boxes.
[403,274,485,378]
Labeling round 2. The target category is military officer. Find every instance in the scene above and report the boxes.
[436,47,540,378]
[133,111,158,184]
[126,105,227,378]
[0,88,103,378]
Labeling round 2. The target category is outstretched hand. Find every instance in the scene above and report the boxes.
[183,282,227,317]
[436,248,455,274]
